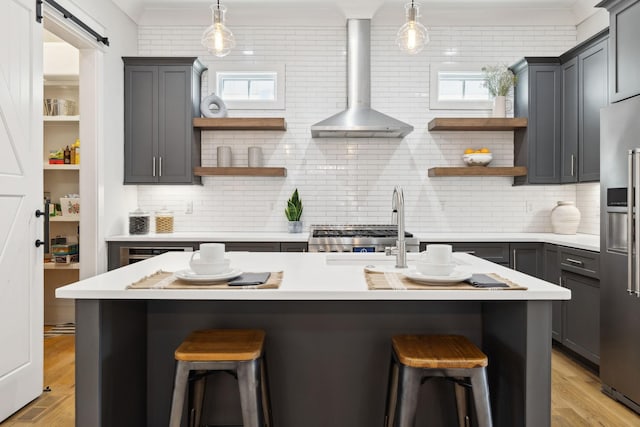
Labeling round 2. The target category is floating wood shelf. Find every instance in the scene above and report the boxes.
[193,117,286,130]
[43,163,80,170]
[43,115,80,122]
[428,166,528,177]
[428,117,528,131]
[44,262,80,270]
[194,167,287,177]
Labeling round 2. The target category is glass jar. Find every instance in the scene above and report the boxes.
[129,208,150,235]
[155,208,174,233]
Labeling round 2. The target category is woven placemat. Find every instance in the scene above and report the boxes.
[127,270,283,290]
[365,269,527,291]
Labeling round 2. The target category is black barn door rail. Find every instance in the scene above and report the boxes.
[36,0,109,46]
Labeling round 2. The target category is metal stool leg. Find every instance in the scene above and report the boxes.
[188,370,207,427]
[454,379,469,427]
[384,357,400,427]
[169,361,191,427]
[469,368,493,427]
[259,356,273,427]
[237,359,265,427]
[394,364,422,427]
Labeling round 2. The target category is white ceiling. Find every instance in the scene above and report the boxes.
[110,0,602,26]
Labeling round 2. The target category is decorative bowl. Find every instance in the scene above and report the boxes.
[463,153,493,166]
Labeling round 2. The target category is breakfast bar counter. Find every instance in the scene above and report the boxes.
[57,251,569,427]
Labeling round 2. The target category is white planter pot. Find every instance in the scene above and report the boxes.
[550,201,581,235]
[287,220,303,233]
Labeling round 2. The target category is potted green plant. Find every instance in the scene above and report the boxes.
[285,188,303,233]
[482,64,517,117]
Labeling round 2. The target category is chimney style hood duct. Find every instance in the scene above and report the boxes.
[310,19,413,138]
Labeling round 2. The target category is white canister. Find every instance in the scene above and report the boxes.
[217,146,232,167]
[550,201,581,235]
[248,146,263,167]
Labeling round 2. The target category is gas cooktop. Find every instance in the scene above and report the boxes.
[308,224,419,253]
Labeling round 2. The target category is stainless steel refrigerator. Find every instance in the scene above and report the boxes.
[601,94,640,414]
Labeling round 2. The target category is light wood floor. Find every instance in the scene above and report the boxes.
[2,336,640,426]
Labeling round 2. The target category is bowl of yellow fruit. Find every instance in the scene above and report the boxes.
[463,148,492,166]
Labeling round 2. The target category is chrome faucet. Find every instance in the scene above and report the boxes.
[385,185,407,268]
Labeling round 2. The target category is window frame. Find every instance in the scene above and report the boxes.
[429,63,493,111]
[208,63,285,110]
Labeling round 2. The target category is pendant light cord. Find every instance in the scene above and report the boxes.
[217,0,220,11]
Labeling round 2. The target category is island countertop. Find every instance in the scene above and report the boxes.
[56,251,570,301]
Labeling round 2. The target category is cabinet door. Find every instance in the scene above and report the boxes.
[124,66,158,183]
[561,57,579,183]
[515,64,562,184]
[607,0,640,102]
[510,243,543,279]
[578,38,608,182]
[543,244,562,342]
[158,66,193,184]
[280,242,308,252]
[217,242,281,252]
[562,271,600,364]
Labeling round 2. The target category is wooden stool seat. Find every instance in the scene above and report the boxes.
[175,329,265,361]
[169,329,272,427]
[392,334,488,369]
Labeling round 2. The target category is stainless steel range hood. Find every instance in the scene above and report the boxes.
[310,19,413,138]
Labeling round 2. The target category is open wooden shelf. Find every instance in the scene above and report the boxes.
[43,115,80,122]
[428,117,528,131]
[43,163,80,170]
[49,216,80,222]
[194,167,287,177]
[193,117,286,130]
[428,166,528,177]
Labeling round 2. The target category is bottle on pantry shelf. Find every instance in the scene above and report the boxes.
[64,145,71,164]
[72,139,80,164]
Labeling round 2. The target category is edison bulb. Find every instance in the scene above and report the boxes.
[396,3,429,55]
[201,5,236,57]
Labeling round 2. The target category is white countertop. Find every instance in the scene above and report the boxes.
[56,251,571,301]
[415,232,600,252]
[106,231,600,252]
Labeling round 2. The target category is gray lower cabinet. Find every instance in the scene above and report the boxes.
[558,246,601,364]
[560,31,609,183]
[543,244,563,342]
[421,241,543,278]
[597,0,640,102]
[124,57,206,184]
[510,242,544,278]
[512,58,563,185]
[107,240,306,270]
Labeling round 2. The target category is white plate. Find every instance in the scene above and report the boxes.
[174,269,242,283]
[403,269,472,284]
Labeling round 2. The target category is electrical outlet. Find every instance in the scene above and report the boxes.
[185,200,193,214]
[525,201,533,212]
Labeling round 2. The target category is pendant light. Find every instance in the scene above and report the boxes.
[201,0,236,57]
[396,1,429,55]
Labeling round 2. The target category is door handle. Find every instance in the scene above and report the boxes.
[35,239,45,248]
[35,209,46,218]
[628,150,634,295]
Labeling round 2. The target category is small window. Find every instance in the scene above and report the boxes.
[430,64,493,110]
[209,64,285,110]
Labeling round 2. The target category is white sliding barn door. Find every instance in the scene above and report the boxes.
[0,0,44,421]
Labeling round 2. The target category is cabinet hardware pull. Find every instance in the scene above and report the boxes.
[512,249,517,270]
[571,154,575,177]
[566,258,584,266]
[152,156,156,177]
[159,157,162,177]
[35,239,44,248]
[35,209,45,218]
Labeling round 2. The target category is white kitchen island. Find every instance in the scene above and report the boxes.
[57,251,570,427]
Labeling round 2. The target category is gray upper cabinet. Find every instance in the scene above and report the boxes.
[512,58,563,185]
[124,57,206,184]
[561,32,609,183]
[597,0,640,102]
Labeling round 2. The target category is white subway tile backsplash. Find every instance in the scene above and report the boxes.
[135,24,600,235]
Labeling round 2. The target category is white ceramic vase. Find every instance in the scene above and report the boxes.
[550,201,581,235]
[492,96,507,117]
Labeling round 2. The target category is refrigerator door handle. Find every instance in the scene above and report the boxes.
[635,151,640,296]
[628,150,634,295]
